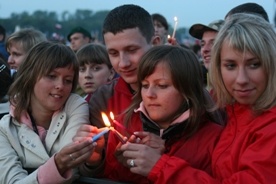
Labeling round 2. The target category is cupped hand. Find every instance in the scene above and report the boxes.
[120,142,162,176]
[72,124,106,167]
[133,131,165,154]
[54,139,95,175]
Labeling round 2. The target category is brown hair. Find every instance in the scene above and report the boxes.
[124,45,223,139]
[76,43,112,69]
[8,41,79,121]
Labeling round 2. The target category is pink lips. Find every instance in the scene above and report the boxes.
[147,104,160,108]
[234,89,253,97]
[84,82,94,87]
[120,68,136,76]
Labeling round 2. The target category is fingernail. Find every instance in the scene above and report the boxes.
[136,138,141,143]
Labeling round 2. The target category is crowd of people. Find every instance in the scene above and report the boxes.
[0,2,275,184]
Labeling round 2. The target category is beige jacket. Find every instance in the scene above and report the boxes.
[0,93,89,184]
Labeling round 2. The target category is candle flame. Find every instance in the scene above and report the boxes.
[101,112,111,127]
[110,112,114,120]
[167,35,171,39]
[174,16,178,22]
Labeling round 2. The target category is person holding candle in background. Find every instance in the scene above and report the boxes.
[76,43,116,102]
[125,13,276,183]
[74,45,224,183]
[167,16,179,46]
[0,41,96,183]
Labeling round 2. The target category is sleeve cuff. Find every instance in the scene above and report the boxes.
[38,155,73,184]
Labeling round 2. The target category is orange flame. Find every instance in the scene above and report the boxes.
[110,112,115,120]
[101,112,111,127]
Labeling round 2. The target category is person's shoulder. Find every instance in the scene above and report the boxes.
[92,78,119,97]
[199,120,223,136]
[266,106,276,114]
[0,114,12,130]
[100,78,119,90]
[64,93,88,111]
[67,93,86,103]
[254,106,276,128]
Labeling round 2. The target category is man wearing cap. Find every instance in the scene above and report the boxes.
[189,20,224,70]
[67,26,92,52]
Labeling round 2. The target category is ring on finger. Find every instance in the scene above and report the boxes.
[69,154,76,161]
[129,159,135,167]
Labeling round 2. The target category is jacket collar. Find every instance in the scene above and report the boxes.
[135,101,190,139]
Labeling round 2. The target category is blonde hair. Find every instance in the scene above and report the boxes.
[6,28,46,53]
[210,13,276,112]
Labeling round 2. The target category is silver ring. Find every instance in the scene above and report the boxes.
[129,159,135,167]
[69,154,75,161]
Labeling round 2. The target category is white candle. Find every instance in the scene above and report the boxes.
[172,16,178,39]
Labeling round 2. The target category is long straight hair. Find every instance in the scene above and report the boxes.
[210,13,276,113]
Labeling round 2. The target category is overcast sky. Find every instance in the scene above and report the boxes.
[0,0,274,28]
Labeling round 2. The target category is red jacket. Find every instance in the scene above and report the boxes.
[103,110,222,184]
[89,77,133,128]
[146,103,276,184]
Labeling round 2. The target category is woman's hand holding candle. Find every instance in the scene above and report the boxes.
[73,125,106,167]
[115,132,164,175]
[92,128,109,142]
[133,132,165,153]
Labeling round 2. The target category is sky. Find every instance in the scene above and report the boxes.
[0,0,274,28]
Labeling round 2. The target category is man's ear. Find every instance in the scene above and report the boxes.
[108,68,116,81]
[84,37,91,43]
[151,35,161,46]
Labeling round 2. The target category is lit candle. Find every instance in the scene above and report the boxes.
[110,127,126,144]
[110,112,133,136]
[101,112,126,144]
[92,128,109,142]
[172,16,178,39]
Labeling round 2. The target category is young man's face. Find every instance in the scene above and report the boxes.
[200,30,218,70]
[69,33,90,52]
[104,28,152,91]
[153,20,167,44]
